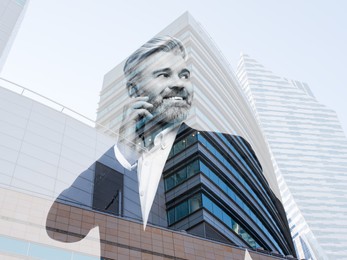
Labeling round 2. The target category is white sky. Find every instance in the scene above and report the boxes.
[2,0,347,133]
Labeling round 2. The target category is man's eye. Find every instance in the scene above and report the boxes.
[157,73,169,78]
[180,73,190,79]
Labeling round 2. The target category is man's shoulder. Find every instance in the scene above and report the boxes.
[97,145,135,174]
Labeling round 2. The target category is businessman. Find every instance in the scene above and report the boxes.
[47,36,195,241]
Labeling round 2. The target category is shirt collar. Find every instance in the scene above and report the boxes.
[115,123,182,170]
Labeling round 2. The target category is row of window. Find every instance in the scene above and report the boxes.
[165,158,281,252]
[165,159,199,190]
[167,193,202,225]
[167,193,261,250]
[198,134,270,201]
[200,161,281,250]
[202,194,262,249]
[216,132,262,174]
[199,134,279,214]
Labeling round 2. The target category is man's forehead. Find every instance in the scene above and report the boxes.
[139,51,187,73]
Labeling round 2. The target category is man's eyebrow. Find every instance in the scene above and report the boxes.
[152,68,171,75]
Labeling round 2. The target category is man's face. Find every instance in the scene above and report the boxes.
[135,51,193,123]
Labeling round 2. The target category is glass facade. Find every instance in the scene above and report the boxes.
[166,158,283,253]
[202,194,261,249]
[164,126,293,255]
[167,192,262,249]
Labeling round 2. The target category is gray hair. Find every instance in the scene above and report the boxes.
[123,36,187,91]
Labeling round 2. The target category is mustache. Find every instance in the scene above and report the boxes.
[162,88,190,100]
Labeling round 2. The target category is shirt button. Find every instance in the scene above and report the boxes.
[140,191,144,196]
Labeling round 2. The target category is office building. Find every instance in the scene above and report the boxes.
[0,0,29,72]
[96,12,296,257]
[237,54,347,259]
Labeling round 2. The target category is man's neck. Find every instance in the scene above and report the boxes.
[117,117,184,165]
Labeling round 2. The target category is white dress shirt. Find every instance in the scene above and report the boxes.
[114,125,180,229]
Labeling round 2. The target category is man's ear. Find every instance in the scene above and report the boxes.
[127,82,139,97]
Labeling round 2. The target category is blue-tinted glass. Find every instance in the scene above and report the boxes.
[210,171,219,183]
[187,160,199,177]
[235,195,241,206]
[230,218,236,228]
[165,174,176,190]
[186,133,197,146]
[244,205,251,215]
[202,195,213,211]
[222,212,232,227]
[200,162,209,175]
[227,188,236,200]
[212,203,223,219]
[0,236,28,255]
[174,139,186,154]
[189,194,202,212]
[168,148,174,158]
[175,201,188,221]
[219,179,227,191]
[28,243,71,260]
[176,168,187,184]
[168,208,175,225]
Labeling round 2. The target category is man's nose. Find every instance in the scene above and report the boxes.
[168,76,185,90]
[168,85,184,91]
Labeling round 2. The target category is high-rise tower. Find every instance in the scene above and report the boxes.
[0,0,29,72]
[237,54,347,259]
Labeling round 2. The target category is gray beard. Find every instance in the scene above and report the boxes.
[149,99,191,123]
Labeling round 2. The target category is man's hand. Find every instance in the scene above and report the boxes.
[117,96,153,163]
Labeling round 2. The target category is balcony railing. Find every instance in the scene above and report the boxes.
[0,77,116,134]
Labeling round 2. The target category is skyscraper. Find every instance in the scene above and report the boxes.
[96,12,296,257]
[0,0,29,72]
[237,53,347,259]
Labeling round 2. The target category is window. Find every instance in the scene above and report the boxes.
[168,132,197,159]
[164,159,200,190]
[187,160,199,177]
[92,162,123,216]
[186,132,197,146]
[167,193,202,225]
[173,139,186,154]
[201,195,262,249]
